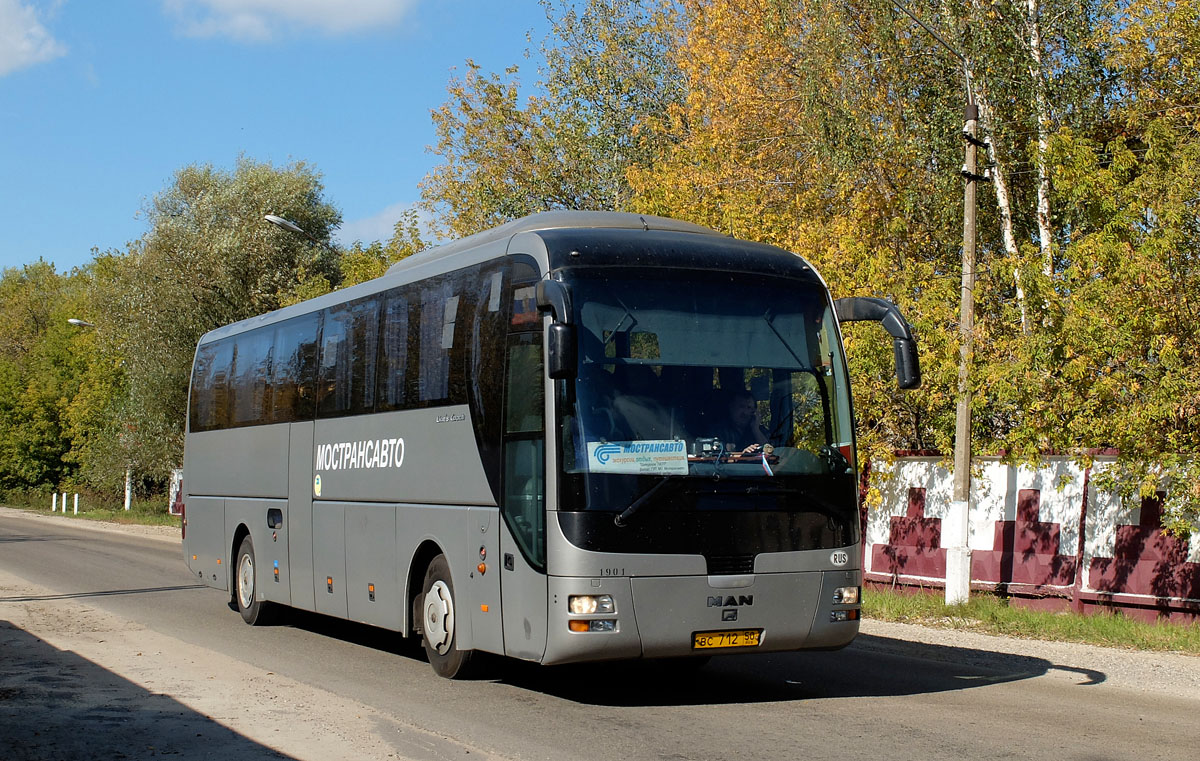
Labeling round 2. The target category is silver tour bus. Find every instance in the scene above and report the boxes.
[181,211,920,678]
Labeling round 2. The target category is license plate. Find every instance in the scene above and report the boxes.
[692,629,763,650]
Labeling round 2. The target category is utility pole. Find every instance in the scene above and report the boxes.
[893,3,983,604]
[947,103,984,605]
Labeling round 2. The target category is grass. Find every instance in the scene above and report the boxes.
[864,586,1200,655]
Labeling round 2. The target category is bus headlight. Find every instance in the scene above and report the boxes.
[832,586,860,605]
[568,594,615,615]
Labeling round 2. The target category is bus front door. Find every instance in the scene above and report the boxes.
[499,333,548,662]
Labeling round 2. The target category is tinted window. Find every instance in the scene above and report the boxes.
[468,264,508,499]
[271,313,319,423]
[208,339,234,431]
[189,343,218,432]
[376,290,410,411]
[231,328,273,426]
[418,280,457,403]
[318,299,380,417]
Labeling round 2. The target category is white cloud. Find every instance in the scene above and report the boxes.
[335,201,439,247]
[0,0,67,77]
[164,0,417,41]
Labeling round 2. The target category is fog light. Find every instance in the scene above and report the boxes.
[568,594,615,615]
[830,609,860,623]
[832,586,860,605]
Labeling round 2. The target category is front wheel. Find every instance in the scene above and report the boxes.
[418,554,475,678]
[234,535,275,626]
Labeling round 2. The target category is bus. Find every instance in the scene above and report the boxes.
[180,210,920,678]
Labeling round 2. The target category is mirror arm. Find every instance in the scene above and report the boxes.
[834,297,922,390]
[536,280,572,324]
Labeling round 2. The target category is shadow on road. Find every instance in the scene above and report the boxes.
[0,621,296,760]
[484,634,1079,706]
[275,608,1106,707]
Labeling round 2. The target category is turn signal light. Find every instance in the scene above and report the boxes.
[568,620,617,633]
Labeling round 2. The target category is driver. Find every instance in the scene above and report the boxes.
[715,390,769,455]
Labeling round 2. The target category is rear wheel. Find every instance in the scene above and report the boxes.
[234,535,275,626]
[418,554,475,679]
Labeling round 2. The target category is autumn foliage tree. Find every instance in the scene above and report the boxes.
[423,0,1200,529]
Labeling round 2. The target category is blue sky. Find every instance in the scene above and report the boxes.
[0,0,549,273]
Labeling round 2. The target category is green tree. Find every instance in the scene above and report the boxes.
[81,158,341,486]
[0,261,91,494]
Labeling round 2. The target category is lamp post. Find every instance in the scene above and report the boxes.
[894,3,983,604]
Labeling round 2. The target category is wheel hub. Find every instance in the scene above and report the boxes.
[423,580,454,654]
[238,553,254,609]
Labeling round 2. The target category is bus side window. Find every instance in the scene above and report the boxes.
[376,291,409,411]
[270,313,319,423]
[318,299,380,417]
[231,327,273,427]
[208,339,235,431]
[502,336,545,569]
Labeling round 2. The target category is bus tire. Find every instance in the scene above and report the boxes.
[419,554,474,679]
[234,535,275,626]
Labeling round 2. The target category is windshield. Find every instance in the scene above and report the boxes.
[557,269,856,519]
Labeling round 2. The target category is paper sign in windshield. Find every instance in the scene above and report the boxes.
[587,440,689,475]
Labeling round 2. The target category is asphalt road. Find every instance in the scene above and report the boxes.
[1,507,1196,761]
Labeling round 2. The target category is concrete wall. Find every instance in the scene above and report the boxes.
[864,456,1200,620]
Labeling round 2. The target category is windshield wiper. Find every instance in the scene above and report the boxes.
[761,309,806,368]
[602,301,636,350]
[613,476,684,527]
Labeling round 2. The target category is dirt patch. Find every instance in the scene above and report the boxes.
[0,570,502,760]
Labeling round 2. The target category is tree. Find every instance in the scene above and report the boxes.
[0,261,91,494]
[278,208,429,306]
[420,0,684,236]
[628,0,969,467]
[987,0,1200,531]
[81,158,341,486]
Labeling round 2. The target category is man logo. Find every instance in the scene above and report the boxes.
[722,609,738,622]
[707,595,753,607]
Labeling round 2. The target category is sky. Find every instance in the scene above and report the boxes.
[0,0,550,273]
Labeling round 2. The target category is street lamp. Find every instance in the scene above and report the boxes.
[264,214,305,235]
[67,318,95,328]
[264,214,339,255]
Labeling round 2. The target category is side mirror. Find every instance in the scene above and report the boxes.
[892,338,921,390]
[834,297,922,390]
[547,322,577,379]
[537,279,577,379]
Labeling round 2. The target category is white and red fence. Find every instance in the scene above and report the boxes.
[864,456,1200,622]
